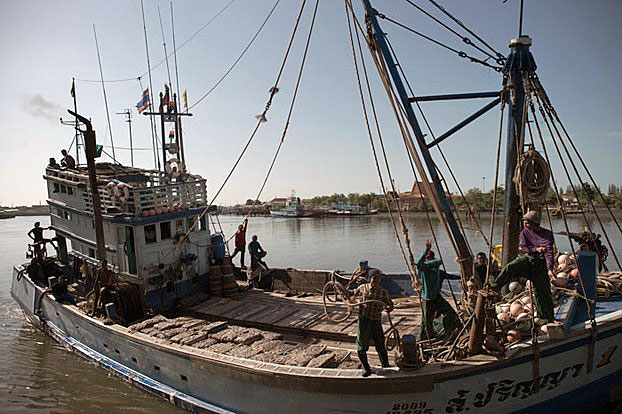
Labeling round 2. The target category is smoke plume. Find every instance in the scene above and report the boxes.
[21,94,61,122]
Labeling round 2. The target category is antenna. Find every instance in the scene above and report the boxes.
[116,109,134,166]
[518,0,524,37]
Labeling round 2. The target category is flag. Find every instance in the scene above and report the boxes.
[182,90,188,111]
[95,144,103,158]
[136,88,150,113]
[161,84,170,107]
[70,80,75,98]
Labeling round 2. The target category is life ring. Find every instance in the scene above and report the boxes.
[165,158,183,178]
[117,182,130,199]
[105,181,116,198]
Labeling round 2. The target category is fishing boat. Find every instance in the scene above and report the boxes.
[11,1,622,413]
[269,191,307,218]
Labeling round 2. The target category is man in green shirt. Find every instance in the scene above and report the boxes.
[416,240,460,340]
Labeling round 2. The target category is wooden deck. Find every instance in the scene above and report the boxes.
[187,288,425,343]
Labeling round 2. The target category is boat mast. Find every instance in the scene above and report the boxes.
[68,110,107,263]
[361,0,473,278]
[501,36,535,265]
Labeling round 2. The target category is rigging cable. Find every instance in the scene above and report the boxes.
[183,0,309,238]
[346,1,417,284]
[346,0,434,344]
[534,79,622,242]
[383,29,491,251]
[426,0,505,62]
[404,0,502,64]
[76,0,236,84]
[171,2,182,105]
[157,5,174,90]
[377,14,502,72]
[239,0,320,225]
[531,79,621,270]
[140,0,161,171]
[93,25,118,167]
[189,0,281,110]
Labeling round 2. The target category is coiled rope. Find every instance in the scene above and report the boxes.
[513,147,550,208]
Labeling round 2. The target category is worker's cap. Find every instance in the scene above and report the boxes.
[522,210,541,225]
[359,260,369,270]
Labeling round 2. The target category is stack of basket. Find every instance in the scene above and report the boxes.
[208,265,223,297]
[221,264,240,299]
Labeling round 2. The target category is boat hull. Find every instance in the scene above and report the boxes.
[11,265,622,414]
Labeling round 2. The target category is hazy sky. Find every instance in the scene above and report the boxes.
[2,0,621,206]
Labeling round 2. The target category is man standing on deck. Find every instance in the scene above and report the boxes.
[416,240,461,340]
[491,211,555,321]
[61,149,76,169]
[28,222,51,260]
[350,269,393,377]
[231,219,248,268]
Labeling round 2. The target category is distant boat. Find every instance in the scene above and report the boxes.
[329,203,377,216]
[270,191,306,218]
[0,209,17,219]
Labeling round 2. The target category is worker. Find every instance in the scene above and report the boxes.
[28,222,51,260]
[61,149,76,169]
[491,211,555,321]
[349,268,393,377]
[231,219,248,268]
[416,240,461,341]
[473,251,499,288]
[248,235,268,270]
[48,157,60,169]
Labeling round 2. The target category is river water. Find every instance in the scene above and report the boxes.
[1,213,621,412]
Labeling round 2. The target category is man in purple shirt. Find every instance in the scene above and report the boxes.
[491,211,554,320]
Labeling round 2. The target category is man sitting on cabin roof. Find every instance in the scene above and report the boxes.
[61,149,76,169]
[349,267,393,377]
[491,210,555,321]
[416,240,461,341]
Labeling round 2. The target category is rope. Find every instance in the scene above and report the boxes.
[344,1,418,286]
[378,14,502,72]
[76,0,236,83]
[183,0,309,239]
[404,0,501,64]
[426,0,505,63]
[513,147,550,208]
[188,0,281,110]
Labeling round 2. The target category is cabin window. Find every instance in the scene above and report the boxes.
[88,248,95,258]
[64,211,71,220]
[60,184,67,194]
[175,219,184,234]
[160,222,171,240]
[56,208,63,217]
[67,186,74,195]
[53,183,60,193]
[199,215,207,231]
[144,225,156,244]
[187,217,196,232]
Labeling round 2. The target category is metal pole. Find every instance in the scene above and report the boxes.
[69,110,106,262]
[160,92,167,169]
[128,110,134,167]
[72,78,80,165]
[361,0,473,277]
[502,36,534,266]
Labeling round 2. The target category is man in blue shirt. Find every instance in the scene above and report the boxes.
[416,240,460,340]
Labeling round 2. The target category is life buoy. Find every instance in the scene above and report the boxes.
[118,182,130,199]
[165,158,183,178]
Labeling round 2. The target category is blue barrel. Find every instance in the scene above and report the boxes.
[211,234,226,260]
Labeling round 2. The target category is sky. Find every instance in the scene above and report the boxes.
[1,0,621,207]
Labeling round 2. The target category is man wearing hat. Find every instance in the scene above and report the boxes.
[491,210,555,320]
[349,268,393,377]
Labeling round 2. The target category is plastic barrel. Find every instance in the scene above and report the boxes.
[209,265,223,296]
[210,234,226,261]
[222,270,239,299]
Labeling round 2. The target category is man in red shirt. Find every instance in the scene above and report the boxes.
[231,219,248,268]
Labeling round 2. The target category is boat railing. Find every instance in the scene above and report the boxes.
[81,178,207,217]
